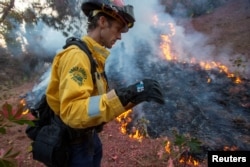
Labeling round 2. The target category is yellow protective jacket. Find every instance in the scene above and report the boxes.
[46,36,126,129]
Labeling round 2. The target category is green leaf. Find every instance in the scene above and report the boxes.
[174,134,186,146]
[0,159,16,167]
[0,141,19,167]
[2,147,20,159]
[187,138,202,153]
[12,104,23,120]
[1,103,13,120]
[12,119,34,126]
[0,127,6,134]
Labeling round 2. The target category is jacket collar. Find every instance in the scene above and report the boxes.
[82,36,110,59]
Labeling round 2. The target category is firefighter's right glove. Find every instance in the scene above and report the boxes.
[116,79,165,107]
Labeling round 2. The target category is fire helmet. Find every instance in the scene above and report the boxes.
[81,0,135,32]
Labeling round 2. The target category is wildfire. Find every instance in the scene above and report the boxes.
[116,110,132,134]
[179,155,199,166]
[160,34,176,61]
[165,140,171,154]
[199,61,242,83]
[159,23,242,84]
[116,110,144,141]
[19,98,29,115]
[160,23,176,61]
[163,140,200,166]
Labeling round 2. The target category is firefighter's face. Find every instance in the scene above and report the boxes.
[99,17,124,49]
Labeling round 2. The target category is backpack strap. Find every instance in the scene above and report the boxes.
[63,37,97,83]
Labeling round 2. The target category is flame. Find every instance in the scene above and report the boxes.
[163,140,200,166]
[160,23,177,61]
[19,98,29,115]
[159,23,242,84]
[223,145,238,151]
[116,110,144,141]
[160,34,176,61]
[116,110,132,134]
[129,128,143,141]
[207,78,211,83]
[165,141,171,154]
[179,156,199,166]
[199,61,242,83]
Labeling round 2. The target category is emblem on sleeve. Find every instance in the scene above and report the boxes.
[69,66,87,86]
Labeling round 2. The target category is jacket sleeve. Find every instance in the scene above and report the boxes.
[55,47,126,129]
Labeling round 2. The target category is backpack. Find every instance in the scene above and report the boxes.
[25,37,98,167]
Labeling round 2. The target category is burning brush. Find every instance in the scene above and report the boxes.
[116,109,150,141]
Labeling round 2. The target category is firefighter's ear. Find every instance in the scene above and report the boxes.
[99,16,108,28]
[99,16,109,28]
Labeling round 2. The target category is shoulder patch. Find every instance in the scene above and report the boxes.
[69,66,87,86]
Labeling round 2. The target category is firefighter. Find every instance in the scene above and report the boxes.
[46,0,165,166]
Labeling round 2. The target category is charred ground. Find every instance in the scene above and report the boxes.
[0,0,250,166]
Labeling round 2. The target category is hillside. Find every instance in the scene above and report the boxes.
[0,0,250,166]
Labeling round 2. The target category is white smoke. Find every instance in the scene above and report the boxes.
[25,21,67,56]
[106,0,250,81]
[27,0,249,108]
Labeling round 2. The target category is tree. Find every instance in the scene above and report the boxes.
[0,0,87,79]
[0,0,86,56]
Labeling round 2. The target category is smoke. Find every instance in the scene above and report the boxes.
[106,0,171,83]
[106,0,249,83]
[25,67,51,108]
[26,0,249,109]
[21,0,250,154]
[24,20,67,57]
[105,0,250,137]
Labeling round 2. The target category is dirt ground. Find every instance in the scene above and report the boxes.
[0,0,250,166]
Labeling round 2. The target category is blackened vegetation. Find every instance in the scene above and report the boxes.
[109,58,250,155]
[160,0,232,17]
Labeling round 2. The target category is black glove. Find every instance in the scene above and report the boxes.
[116,79,165,106]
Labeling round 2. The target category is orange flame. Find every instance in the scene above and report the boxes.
[160,34,176,61]
[159,23,242,84]
[179,156,199,166]
[116,110,132,134]
[116,110,145,141]
[19,98,29,115]
[160,23,177,61]
[164,140,200,166]
[165,141,171,154]
[129,128,143,142]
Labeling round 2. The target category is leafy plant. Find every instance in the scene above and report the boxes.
[174,134,202,153]
[162,132,202,166]
[0,147,20,167]
[0,102,35,166]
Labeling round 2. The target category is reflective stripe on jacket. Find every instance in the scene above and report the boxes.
[46,36,125,129]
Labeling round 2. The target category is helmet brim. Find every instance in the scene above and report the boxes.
[82,2,135,31]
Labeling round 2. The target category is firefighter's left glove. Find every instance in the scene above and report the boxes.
[116,79,165,107]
